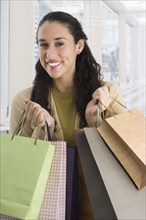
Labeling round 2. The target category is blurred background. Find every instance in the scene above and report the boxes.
[0,0,145,131]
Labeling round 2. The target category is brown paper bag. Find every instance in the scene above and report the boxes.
[97,107,146,189]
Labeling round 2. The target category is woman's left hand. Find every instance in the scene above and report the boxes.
[85,85,111,126]
[92,85,111,111]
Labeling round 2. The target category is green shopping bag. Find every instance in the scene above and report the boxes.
[0,133,55,220]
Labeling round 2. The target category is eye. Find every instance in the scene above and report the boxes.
[55,42,64,47]
[39,43,48,48]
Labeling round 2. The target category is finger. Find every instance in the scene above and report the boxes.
[25,101,40,121]
[92,88,105,103]
[92,91,106,104]
[36,114,44,128]
[97,100,107,111]
[30,105,44,126]
[93,86,110,107]
[34,109,45,127]
[93,94,109,111]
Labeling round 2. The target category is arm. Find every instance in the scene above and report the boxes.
[10,89,55,139]
[85,82,126,127]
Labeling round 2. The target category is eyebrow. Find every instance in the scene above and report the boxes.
[38,37,67,42]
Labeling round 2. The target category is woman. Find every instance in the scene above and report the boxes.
[10,11,125,219]
[10,11,125,143]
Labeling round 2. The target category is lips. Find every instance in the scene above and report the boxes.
[46,59,62,68]
[48,61,61,67]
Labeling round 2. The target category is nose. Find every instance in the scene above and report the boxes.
[46,46,57,58]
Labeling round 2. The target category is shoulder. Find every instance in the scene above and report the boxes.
[101,80,125,105]
[15,87,33,99]
[101,80,117,89]
[11,87,33,109]
[14,87,33,101]
[101,81,122,96]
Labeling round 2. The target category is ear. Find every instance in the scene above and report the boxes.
[76,39,85,54]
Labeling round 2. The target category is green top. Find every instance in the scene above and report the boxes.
[51,88,77,146]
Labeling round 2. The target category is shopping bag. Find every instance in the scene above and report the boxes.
[0,215,16,220]
[66,146,78,220]
[39,145,78,220]
[0,140,66,220]
[0,133,55,220]
[77,128,146,220]
[75,129,117,220]
[39,141,66,220]
[97,107,146,189]
[44,122,79,220]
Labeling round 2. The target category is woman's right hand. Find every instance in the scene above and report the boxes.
[24,100,54,128]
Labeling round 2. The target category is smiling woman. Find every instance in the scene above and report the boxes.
[9,11,126,219]
[37,21,84,81]
[10,10,126,145]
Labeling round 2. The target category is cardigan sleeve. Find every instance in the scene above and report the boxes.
[104,82,126,119]
[9,88,33,137]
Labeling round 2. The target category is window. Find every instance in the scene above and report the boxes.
[125,24,131,83]
[102,3,119,83]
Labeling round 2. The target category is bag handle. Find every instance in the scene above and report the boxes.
[90,97,130,127]
[11,110,52,144]
[11,110,26,140]
[110,96,129,109]
[44,121,52,141]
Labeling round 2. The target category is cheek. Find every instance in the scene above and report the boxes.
[38,48,46,56]
[38,49,46,58]
[61,45,76,56]
[63,49,77,60]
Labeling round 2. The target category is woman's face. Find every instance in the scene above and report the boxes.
[37,21,84,80]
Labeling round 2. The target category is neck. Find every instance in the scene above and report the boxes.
[52,78,75,93]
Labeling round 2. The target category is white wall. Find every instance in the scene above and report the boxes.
[0,0,9,118]
[9,0,35,104]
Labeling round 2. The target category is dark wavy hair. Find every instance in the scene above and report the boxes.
[31,11,103,128]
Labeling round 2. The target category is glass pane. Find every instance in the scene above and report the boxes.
[102,4,119,83]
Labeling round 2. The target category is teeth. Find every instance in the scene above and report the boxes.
[48,62,61,67]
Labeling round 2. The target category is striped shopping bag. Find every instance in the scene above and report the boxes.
[39,141,67,220]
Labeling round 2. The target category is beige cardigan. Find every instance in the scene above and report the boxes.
[10,82,126,141]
